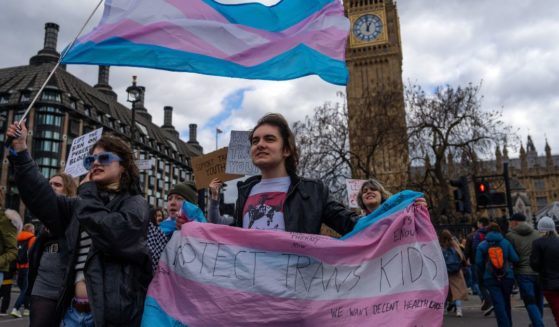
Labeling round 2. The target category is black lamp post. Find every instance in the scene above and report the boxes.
[126,75,142,151]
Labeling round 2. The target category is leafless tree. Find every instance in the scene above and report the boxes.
[406,81,517,223]
[293,82,408,204]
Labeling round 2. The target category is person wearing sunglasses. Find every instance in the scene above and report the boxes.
[7,122,152,327]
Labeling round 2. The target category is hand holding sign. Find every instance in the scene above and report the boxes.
[209,178,223,201]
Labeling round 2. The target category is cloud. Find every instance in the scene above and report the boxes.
[2,0,558,161]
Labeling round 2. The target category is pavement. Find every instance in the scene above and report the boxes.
[444,290,556,326]
[1,287,557,326]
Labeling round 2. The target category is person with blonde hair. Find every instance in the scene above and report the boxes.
[440,229,468,317]
[356,178,392,215]
[27,172,77,327]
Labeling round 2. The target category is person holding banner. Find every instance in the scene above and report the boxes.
[356,178,393,215]
[198,113,359,234]
[7,122,152,327]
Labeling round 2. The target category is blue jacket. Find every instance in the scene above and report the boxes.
[476,231,519,281]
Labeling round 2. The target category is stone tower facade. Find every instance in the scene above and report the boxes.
[344,0,409,191]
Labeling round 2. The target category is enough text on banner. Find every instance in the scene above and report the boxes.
[142,191,448,326]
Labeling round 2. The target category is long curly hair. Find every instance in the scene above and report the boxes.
[89,134,140,194]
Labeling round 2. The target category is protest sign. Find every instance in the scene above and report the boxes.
[64,128,103,177]
[346,179,366,209]
[225,130,259,176]
[191,147,242,190]
[142,191,447,327]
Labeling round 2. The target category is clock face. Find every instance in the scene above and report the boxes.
[352,14,383,42]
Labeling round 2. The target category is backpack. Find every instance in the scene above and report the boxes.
[487,242,506,280]
[16,238,30,265]
[443,247,461,274]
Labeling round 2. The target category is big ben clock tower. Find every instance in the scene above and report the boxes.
[345,0,409,191]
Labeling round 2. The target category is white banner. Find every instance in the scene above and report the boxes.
[64,128,103,177]
[346,179,366,209]
[225,130,259,176]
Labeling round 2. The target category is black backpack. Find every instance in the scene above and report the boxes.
[17,238,31,265]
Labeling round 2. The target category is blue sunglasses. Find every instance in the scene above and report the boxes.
[83,152,122,170]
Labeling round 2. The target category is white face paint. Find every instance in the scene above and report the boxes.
[212,0,282,6]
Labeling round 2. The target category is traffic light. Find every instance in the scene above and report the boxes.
[475,181,491,207]
[450,176,472,213]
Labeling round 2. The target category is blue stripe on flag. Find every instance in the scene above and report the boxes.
[61,38,349,85]
[340,190,424,240]
[201,0,334,32]
[142,296,188,327]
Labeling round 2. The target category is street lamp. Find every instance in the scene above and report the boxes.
[126,75,143,151]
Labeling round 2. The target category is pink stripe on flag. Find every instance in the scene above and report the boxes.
[177,206,436,266]
[149,261,445,327]
[77,2,347,65]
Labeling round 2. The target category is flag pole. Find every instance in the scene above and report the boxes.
[5,0,104,152]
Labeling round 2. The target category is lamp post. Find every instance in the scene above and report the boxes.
[126,76,142,152]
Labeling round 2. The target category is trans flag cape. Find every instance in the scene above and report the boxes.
[142,191,448,326]
[61,0,350,85]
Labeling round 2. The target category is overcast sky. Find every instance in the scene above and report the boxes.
[1,0,558,159]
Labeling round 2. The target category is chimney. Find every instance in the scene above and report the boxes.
[30,22,61,65]
[163,106,173,127]
[188,124,198,144]
[187,124,203,153]
[94,66,117,100]
[44,23,59,50]
[161,106,179,137]
[98,65,110,85]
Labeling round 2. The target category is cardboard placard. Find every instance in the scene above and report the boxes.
[346,179,366,209]
[225,130,259,176]
[192,147,243,190]
[64,128,103,177]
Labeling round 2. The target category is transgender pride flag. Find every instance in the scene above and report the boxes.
[142,191,448,327]
[62,0,350,85]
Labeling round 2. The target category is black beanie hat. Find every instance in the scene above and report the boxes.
[168,181,198,205]
[510,213,527,222]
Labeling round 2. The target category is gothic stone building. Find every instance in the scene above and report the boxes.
[480,136,559,219]
[0,23,203,220]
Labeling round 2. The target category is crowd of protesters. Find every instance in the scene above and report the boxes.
[440,213,559,326]
[1,113,558,326]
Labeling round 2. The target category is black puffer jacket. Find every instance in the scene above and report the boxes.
[10,150,152,327]
[530,234,559,291]
[234,175,358,235]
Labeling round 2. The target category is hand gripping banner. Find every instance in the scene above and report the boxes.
[142,191,448,326]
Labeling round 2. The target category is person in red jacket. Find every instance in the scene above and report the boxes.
[11,223,36,318]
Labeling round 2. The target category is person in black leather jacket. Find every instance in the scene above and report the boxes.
[7,122,151,327]
[196,113,358,235]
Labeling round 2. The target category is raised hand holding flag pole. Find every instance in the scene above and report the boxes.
[61,0,350,85]
[3,0,104,154]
